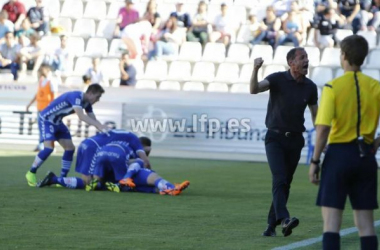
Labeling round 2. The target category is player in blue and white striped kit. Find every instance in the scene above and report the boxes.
[37,131,151,190]
[26,84,109,187]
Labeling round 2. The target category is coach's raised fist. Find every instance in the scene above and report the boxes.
[254,57,264,70]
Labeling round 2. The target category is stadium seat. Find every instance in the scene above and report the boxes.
[65,76,83,86]
[365,49,380,68]
[67,36,85,57]
[250,44,273,65]
[273,46,293,65]
[107,1,125,19]
[60,0,83,19]
[157,3,176,21]
[335,68,344,78]
[108,39,126,58]
[230,6,247,26]
[55,17,72,35]
[167,61,191,81]
[135,80,157,90]
[132,59,145,80]
[74,57,93,75]
[83,1,107,20]
[233,0,258,8]
[304,47,320,67]
[210,0,233,5]
[23,0,36,12]
[306,28,315,46]
[159,81,181,91]
[207,82,229,92]
[262,65,286,78]
[85,37,108,57]
[320,48,341,67]
[362,69,380,80]
[230,83,249,94]
[238,63,264,83]
[202,43,226,63]
[46,0,60,18]
[96,19,117,40]
[236,24,253,44]
[110,79,121,88]
[214,62,239,83]
[100,58,120,79]
[40,36,61,55]
[0,72,14,82]
[310,67,333,87]
[191,61,215,83]
[144,61,168,81]
[357,30,377,49]
[73,19,96,38]
[183,81,205,92]
[225,43,250,64]
[335,29,353,43]
[178,42,202,62]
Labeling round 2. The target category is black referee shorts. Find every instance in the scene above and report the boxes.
[317,142,378,210]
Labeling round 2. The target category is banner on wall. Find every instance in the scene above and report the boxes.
[0,83,317,162]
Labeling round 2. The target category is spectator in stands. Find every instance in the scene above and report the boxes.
[170,1,192,29]
[251,6,281,48]
[1,0,26,31]
[272,0,293,17]
[0,9,14,43]
[337,0,361,33]
[15,18,36,39]
[210,3,237,46]
[114,0,140,38]
[119,51,137,86]
[0,31,21,80]
[20,32,44,76]
[367,0,380,30]
[314,8,339,49]
[236,13,261,44]
[148,15,185,60]
[49,34,71,76]
[142,0,161,34]
[187,1,209,46]
[297,0,316,25]
[277,11,304,47]
[27,0,50,36]
[84,57,108,86]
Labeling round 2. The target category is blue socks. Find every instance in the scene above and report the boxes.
[154,178,175,191]
[30,147,54,173]
[52,176,85,189]
[61,150,74,177]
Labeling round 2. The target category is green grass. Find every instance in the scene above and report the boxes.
[0,150,379,250]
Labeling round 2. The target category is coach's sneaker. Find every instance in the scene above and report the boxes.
[86,179,99,191]
[119,178,136,188]
[262,225,276,237]
[281,217,299,237]
[26,171,37,187]
[37,171,56,188]
[106,182,120,193]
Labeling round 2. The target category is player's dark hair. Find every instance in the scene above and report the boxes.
[86,83,105,94]
[323,7,331,16]
[139,136,151,147]
[286,47,304,65]
[340,35,368,67]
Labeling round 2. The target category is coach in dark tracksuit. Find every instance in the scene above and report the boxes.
[250,47,318,237]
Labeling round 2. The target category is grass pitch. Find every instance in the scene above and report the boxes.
[0,150,379,250]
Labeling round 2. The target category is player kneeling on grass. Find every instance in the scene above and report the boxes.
[86,141,190,195]
[26,84,110,187]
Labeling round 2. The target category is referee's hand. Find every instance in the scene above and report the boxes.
[309,163,320,185]
[254,57,264,70]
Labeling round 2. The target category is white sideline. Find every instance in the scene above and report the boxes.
[272,220,380,250]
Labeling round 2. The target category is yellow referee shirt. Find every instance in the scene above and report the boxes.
[316,71,380,144]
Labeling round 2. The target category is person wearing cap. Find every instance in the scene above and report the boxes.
[114,0,139,37]
[170,0,192,29]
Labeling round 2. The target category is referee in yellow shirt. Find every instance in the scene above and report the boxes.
[309,35,379,250]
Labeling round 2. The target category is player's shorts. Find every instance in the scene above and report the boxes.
[134,168,155,186]
[75,138,102,176]
[317,142,378,210]
[93,145,127,182]
[40,120,71,142]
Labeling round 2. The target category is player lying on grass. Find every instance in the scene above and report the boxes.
[36,133,151,190]
[26,84,109,187]
[86,140,190,195]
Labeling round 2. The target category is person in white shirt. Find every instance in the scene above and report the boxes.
[210,3,238,46]
[84,57,108,86]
